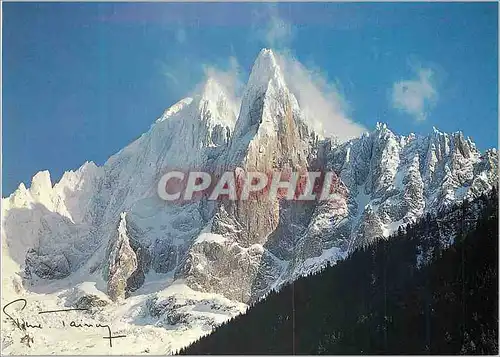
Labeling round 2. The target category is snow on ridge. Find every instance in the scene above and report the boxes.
[195,232,227,245]
[1,47,498,355]
[246,48,282,90]
[156,97,193,123]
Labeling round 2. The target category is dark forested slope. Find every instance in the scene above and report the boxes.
[179,189,498,355]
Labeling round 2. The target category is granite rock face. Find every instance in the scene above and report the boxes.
[25,249,71,280]
[2,49,497,307]
[105,212,138,301]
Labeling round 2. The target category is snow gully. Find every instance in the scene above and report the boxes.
[157,169,346,202]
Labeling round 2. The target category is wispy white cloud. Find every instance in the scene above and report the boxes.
[160,8,366,141]
[202,56,244,111]
[265,15,293,48]
[251,5,294,49]
[163,71,179,85]
[159,54,244,107]
[275,51,366,141]
[257,11,366,141]
[391,67,437,121]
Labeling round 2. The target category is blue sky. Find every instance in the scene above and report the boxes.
[3,2,498,196]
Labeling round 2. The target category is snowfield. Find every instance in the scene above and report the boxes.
[1,255,246,355]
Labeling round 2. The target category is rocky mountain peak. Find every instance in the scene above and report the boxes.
[156,97,193,123]
[194,76,238,131]
[1,48,498,355]
[246,48,283,90]
[30,170,52,194]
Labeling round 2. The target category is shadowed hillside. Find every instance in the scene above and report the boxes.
[179,188,498,355]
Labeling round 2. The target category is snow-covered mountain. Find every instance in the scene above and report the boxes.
[2,48,497,355]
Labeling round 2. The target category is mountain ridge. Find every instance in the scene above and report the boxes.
[1,48,497,355]
[178,190,499,355]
